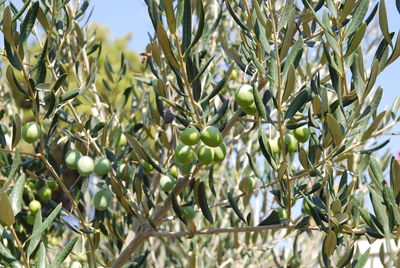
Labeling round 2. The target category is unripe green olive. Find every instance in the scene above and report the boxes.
[235,84,254,107]
[29,200,41,214]
[47,180,59,190]
[26,211,35,225]
[213,142,226,162]
[22,122,41,144]
[160,175,174,192]
[176,162,193,175]
[241,102,258,115]
[293,125,310,143]
[143,161,154,173]
[116,164,134,181]
[169,165,179,178]
[93,190,112,211]
[231,69,239,81]
[94,157,111,177]
[39,187,52,203]
[49,237,58,247]
[179,127,201,146]
[181,206,196,220]
[77,156,95,176]
[269,138,279,154]
[277,208,288,219]
[196,145,214,165]
[200,126,223,147]
[65,150,82,169]
[239,176,256,193]
[279,134,297,153]
[118,133,127,147]
[175,143,195,164]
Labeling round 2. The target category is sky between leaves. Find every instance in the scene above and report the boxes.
[73,0,400,156]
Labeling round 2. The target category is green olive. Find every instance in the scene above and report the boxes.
[65,150,82,170]
[27,211,35,225]
[77,156,95,176]
[239,176,256,193]
[213,142,226,162]
[143,161,154,173]
[280,134,297,153]
[196,144,214,165]
[241,102,258,115]
[47,180,59,190]
[94,157,111,177]
[293,125,310,143]
[39,187,52,203]
[116,164,134,181]
[93,190,112,211]
[22,121,41,144]
[118,133,127,147]
[175,143,195,164]
[179,127,201,146]
[169,165,179,178]
[269,137,279,154]
[200,126,223,147]
[29,200,41,214]
[235,84,254,107]
[160,175,174,192]
[181,206,196,219]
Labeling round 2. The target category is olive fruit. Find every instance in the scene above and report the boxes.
[239,176,256,193]
[65,150,82,169]
[269,138,279,154]
[176,162,193,175]
[117,164,134,181]
[29,200,41,214]
[277,208,288,219]
[196,145,214,165]
[213,142,226,162]
[94,157,111,177]
[160,175,174,192]
[241,102,258,115]
[293,125,310,143]
[231,69,239,81]
[175,143,195,164]
[39,187,52,203]
[77,156,95,176]
[93,190,112,211]
[69,261,83,268]
[181,206,196,220]
[118,133,127,147]
[26,211,35,225]
[280,134,297,153]
[200,126,223,147]
[49,237,58,247]
[179,127,201,146]
[22,122,40,144]
[235,84,254,107]
[143,161,154,173]
[169,165,178,178]
[47,180,59,190]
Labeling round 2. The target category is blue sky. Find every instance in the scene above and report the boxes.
[91,0,400,154]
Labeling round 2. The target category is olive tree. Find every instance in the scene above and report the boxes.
[1,0,400,267]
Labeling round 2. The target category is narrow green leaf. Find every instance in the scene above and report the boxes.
[382,185,400,226]
[49,237,79,268]
[283,64,295,102]
[197,181,213,223]
[390,156,400,197]
[12,114,21,149]
[345,23,366,57]
[187,0,205,51]
[182,0,192,53]
[27,203,62,243]
[200,78,226,103]
[346,0,370,38]
[368,157,384,191]
[228,192,246,223]
[386,31,400,66]
[156,22,179,68]
[258,210,281,226]
[27,210,43,258]
[164,0,176,33]
[326,114,343,147]
[282,37,304,79]
[52,73,68,93]
[284,90,309,119]
[246,152,261,178]
[60,88,80,103]
[224,0,249,32]
[9,174,26,215]
[277,0,294,31]
[3,7,14,44]
[354,248,370,268]
[12,0,32,22]
[19,2,39,44]
[378,0,392,47]
[252,85,267,120]
[363,59,379,99]
[361,111,386,141]
[37,242,47,268]
[0,239,19,265]
[0,192,15,226]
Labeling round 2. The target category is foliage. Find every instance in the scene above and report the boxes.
[1,0,400,267]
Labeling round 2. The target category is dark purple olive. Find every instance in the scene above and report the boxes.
[163,108,174,123]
